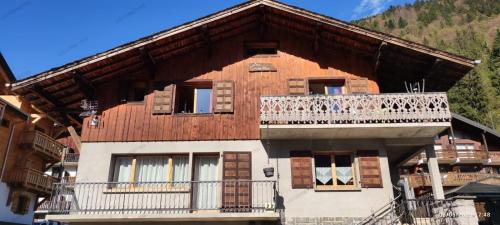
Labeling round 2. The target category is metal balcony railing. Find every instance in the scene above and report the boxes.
[64,153,80,163]
[46,180,277,215]
[260,92,451,125]
[4,168,56,195]
[20,131,64,162]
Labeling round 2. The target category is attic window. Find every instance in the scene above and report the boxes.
[175,82,213,114]
[245,41,278,57]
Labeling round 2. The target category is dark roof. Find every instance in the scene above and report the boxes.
[452,113,500,139]
[445,177,500,197]
[0,52,16,82]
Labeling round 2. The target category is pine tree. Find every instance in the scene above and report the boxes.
[384,19,396,30]
[398,17,408,28]
[490,30,500,95]
[448,70,489,124]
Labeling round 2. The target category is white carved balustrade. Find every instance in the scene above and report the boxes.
[260,93,451,125]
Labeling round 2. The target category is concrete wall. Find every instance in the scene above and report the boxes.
[76,139,395,222]
[0,182,36,225]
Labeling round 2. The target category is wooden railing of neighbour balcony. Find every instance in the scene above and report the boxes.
[260,93,451,125]
[407,173,492,188]
[489,151,500,163]
[62,176,76,184]
[4,168,56,195]
[20,130,64,162]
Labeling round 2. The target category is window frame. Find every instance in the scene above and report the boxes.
[109,154,189,192]
[307,78,347,95]
[313,152,358,191]
[174,81,213,115]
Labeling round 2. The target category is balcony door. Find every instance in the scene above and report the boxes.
[193,156,219,210]
[222,152,251,212]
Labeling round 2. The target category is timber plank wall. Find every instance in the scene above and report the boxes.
[82,29,379,142]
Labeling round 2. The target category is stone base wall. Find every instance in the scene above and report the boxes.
[282,217,363,225]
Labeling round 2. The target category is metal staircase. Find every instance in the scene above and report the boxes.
[353,186,459,225]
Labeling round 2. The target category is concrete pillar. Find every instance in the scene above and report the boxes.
[425,144,445,200]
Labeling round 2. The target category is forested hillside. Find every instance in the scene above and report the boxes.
[354,0,500,130]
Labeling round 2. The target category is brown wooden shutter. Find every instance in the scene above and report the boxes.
[347,78,369,94]
[222,152,251,212]
[290,151,313,189]
[288,79,307,95]
[357,150,383,188]
[152,84,174,114]
[213,81,234,113]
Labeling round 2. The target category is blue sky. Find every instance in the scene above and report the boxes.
[0,0,415,79]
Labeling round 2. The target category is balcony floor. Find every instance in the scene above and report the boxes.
[260,122,450,139]
[47,212,280,223]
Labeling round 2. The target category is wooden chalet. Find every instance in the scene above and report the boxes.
[7,1,480,224]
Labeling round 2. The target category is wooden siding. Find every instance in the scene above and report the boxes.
[82,29,379,142]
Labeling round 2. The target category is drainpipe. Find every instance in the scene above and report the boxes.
[481,132,491,165]
[449,124,459,164]
[0,120,25,180]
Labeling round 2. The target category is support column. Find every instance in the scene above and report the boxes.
[425,144,445,199]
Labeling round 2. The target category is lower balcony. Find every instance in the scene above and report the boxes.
[20,131,65,162]
[4,168,56,195]
[487,151,500,165]
[45,180,278,223]
[260,93,451,139]
[407,172,493,188]
[404,149,492,166]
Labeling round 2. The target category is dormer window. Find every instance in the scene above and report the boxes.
[245,41,278,57]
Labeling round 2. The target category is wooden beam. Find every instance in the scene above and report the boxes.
[199,24,212,58]
[31,85,71,126]
[139,47,156,79]
[67,126,81,153]
[72,70,96,100]
[312,23,322,54]
[373,41,387,77]
[424,58,443,80]
[259,5,267,37]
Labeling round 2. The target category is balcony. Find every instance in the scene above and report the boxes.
[45,180,278,223]
[20,131,64,162]
[404,149,491,166]
[407,172,492,188]
[260,93,451,139]
[63,153,79,165]
[489,151,500,165]
[4,168,56,195]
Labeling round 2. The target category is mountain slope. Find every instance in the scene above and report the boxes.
[354,0,500,130]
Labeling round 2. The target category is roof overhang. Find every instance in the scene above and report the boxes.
[10,0,475,129]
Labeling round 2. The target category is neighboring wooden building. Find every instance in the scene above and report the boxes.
[10,1,478,225]
[0,52,66,225]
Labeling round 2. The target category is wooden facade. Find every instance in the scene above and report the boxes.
[80,29,379,142]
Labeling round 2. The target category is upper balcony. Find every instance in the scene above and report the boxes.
[19,130,65,162]
[260,92,451,139]
[406,172,493,188]
[45,180,278,223]
[404,147,497,166]
[4,168,56,196]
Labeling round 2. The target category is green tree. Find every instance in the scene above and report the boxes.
[448,70,489,124]
[398,17,408,28]
[490,30,500,95]
[384,19,396,30]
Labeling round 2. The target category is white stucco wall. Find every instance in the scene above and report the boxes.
[76,139,395,219]
[0,182,35,225]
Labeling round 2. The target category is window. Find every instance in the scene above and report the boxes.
[314,153,356,190]
[129,81,147,102]
[175,83,213,114]
[308,79,345,95]
[245,41,278,57]
[10,194,31,215]
[111,155,189,190]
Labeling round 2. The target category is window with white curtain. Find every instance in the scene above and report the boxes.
[112,155,189,187]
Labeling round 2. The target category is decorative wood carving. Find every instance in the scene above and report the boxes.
[249,63,277,72]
